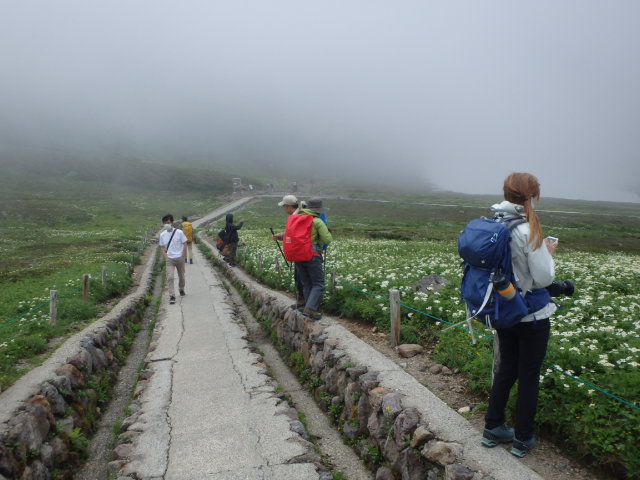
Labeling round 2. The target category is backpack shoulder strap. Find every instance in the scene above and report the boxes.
[494,215,526,231]
[166,229,177,250]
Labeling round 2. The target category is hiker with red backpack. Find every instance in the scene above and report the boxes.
[272,195,332,320]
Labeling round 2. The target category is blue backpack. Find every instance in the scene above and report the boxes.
[458,217,544,329]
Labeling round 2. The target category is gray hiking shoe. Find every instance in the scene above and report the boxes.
[481,424,514,448]
[511,436,536,458]
[169,296,176,304]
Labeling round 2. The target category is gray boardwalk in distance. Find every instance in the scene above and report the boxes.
[122,238,318,479]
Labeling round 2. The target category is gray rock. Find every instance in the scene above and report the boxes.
[6,405,50,451]
[121,413,140,431]
[375,466,395,480]
[289,420,308,440]
[410,425,435,448]
[441,366,453,375]
[114,443,134,460]
[48,375,72,396]
[327,348,346,362]
[0,444,17,477]
[336,371,349,397]
[358,371,380,391]
[399,446,429,480]
[394,407,421,447]
[346,365,368,379]
[368,386,388,412]
[413,274,450,293]
[421,441,463,466]
[41,382,69,416]
[324,367,340,395]
[39,443,54,469]
[344,382,363,420]
[445,463,476,480]
[54,363,85,388]
[69,348,93,374]
[382,392,403,419]
[342,423,360,442]
[57,416,75,435]
[427,468,442,480]
[429,364,443,375]
[397,344,424,358]
[24,460,48,480]
[357,393,371,435]
[118,431,141,443]
[49,436,69,464]
[382,435,401,470]
[367,412,386,442]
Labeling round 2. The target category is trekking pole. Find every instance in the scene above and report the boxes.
[269,227,290,269]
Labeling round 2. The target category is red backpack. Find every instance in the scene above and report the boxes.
[283,214,317,262]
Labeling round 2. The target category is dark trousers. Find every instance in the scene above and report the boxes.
[223,242,238,264]
[485,318,550,441]
[294,255,324,311]
[293,267,305,306]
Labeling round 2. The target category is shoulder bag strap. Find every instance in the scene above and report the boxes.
[166,229,177,250]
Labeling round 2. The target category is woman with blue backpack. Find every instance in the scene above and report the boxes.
[481,172,558,458]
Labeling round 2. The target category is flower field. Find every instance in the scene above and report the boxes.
[221,199,640,478]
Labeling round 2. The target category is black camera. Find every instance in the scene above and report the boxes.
[546,280,575,297]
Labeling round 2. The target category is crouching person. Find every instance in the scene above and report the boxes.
[273,195,332,320]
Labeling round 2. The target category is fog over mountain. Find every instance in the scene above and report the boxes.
[1,1,639,201]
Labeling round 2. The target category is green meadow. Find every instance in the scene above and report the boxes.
[0,158,231,389]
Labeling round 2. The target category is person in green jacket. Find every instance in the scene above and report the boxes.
[273,195,333,320]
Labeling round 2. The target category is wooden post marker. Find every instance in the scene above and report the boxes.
[275,256,282,275]
[49,290,58,326]
[101,266,107,285]
[389,289,401,346]
[83,274,91,301]
[331,272,338,293]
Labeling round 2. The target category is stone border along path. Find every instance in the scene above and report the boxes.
[196,196,544,480]
[0,231,157,479]
[224,260,374,480]
[112,197,330,480]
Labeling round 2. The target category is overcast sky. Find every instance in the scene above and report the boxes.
[1,1,639,201]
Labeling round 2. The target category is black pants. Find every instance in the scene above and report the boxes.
[485,318,550,441]
[223,242,238,263]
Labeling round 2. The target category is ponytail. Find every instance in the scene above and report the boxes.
[524,198,544,250]
[503,172,544,250]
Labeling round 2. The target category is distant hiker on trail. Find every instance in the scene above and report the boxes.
[222,213,245,267]
[181,216,194,264]
[272,195,333,320]
[159,214,188,304]
[481,173,557,458]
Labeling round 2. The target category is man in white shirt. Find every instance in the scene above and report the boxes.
[159,214,188,304]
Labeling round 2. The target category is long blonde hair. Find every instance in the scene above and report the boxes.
[503,172,544,250]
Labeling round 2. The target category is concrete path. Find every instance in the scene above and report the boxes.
[121,202,320,479]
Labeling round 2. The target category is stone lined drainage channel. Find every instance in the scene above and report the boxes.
[224,276,374,480]
[73,262,164,480]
